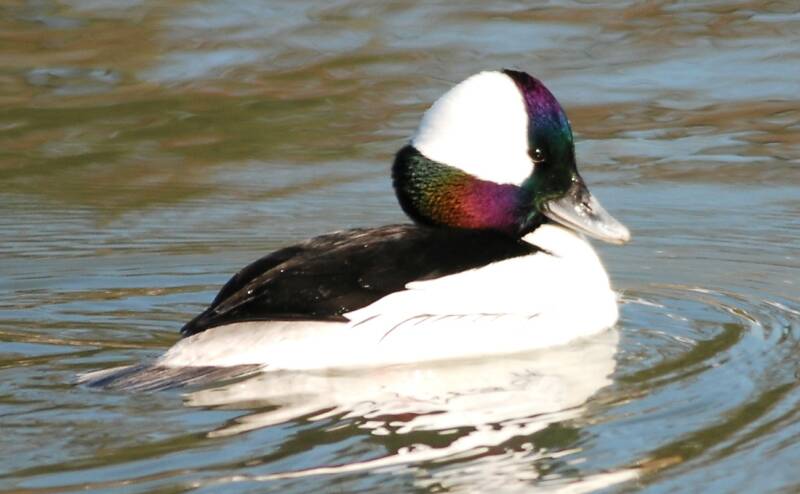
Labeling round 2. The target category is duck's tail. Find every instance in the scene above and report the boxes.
[77,363,261,392]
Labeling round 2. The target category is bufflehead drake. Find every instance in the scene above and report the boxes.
[114,70,631,377]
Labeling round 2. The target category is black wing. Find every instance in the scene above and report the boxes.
[180,224,538,337]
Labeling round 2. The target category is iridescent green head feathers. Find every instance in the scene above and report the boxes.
[393,70,630,244]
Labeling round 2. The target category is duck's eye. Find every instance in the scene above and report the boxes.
[529,148,545,163]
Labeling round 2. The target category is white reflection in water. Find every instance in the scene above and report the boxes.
[185,329,638,491]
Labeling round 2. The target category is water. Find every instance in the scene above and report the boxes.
[1,1,799,492]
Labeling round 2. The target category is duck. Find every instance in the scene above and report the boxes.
[103,69,631,380]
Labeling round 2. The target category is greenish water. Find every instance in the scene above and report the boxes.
[2,1,799,492]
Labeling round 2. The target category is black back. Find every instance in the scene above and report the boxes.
[180,224,539,337]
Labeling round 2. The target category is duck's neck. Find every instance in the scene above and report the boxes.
[392,145,539,235]
[523,223,610,283]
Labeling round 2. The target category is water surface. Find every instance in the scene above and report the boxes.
[1,1,799,493]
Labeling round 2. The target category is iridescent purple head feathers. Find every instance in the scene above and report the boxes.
[393,70,629,244]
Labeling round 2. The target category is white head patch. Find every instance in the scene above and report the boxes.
[411,71,532,186]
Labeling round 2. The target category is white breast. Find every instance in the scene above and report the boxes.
[341,223,618,357]
[343,223,614,320]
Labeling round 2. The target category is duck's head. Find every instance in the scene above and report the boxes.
[392,70,630,244]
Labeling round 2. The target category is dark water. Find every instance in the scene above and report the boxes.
[2,1,799,492]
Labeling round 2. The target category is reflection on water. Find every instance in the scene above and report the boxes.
[1,1,799,493]
[186,330,620,489]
